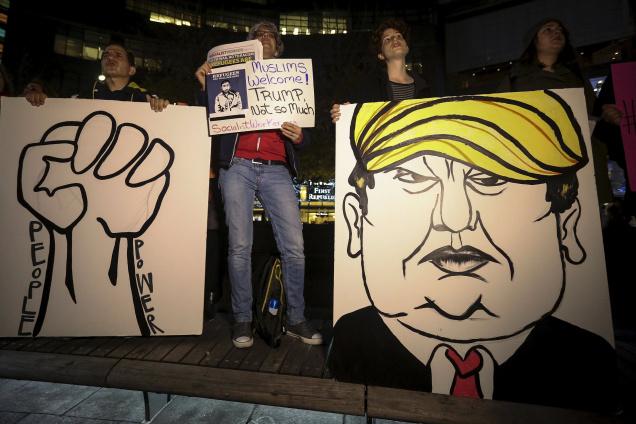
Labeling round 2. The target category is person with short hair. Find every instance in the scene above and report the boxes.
[330,18,430,123]
[214,79,242,112]
[24,42,169,111]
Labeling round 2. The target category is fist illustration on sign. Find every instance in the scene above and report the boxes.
[17,111,174,334]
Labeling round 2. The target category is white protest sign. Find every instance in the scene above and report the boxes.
[0,97,210,337]
[331,89,614,410]
[207,59,315,135]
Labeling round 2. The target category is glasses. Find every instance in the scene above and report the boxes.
[255,31,275,40]
[382,33,404,44]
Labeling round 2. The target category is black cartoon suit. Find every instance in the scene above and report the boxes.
[329,306,616,413]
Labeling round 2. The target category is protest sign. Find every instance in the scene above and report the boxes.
[611,61,636,190]
[206,40,262,68]
[206,58,315,135]
[0,98,210,337]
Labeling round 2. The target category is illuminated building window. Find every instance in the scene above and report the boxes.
[322,14,347,34]
[54,30,162,73]
[280,14,308,36]
[54,34,103,60]
[149,12,192,26]
[281,13,347,36]
[54,35,83,58]
[208,21,229,29]
[82,45,99,60]
[127,0,200,27]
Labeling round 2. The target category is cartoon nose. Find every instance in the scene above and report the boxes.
[432,180,475,232]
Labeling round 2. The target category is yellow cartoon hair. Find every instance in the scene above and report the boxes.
[350,90,587,183]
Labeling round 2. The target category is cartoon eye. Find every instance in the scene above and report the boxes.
[466,170,506,195]
[392,167,438,194]
[468,172,505,187]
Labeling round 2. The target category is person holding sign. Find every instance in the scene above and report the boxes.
[330,18,429,123]
[24,42,169,112]
[195,21,322,349]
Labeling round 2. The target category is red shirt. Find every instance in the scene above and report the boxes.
[235,130,286,161]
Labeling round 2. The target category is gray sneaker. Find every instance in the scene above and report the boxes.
[232,321,253,348]
[286,321,323,345]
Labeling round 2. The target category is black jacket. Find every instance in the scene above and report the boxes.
[329,306,617,413]
[349,67,430,104]
[77,80,148,102]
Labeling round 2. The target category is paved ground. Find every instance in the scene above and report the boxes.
[0,378,410,424]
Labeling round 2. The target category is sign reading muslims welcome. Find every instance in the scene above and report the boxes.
[206,59,315,135]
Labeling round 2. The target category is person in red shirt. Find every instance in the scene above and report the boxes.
[195,21,322,348]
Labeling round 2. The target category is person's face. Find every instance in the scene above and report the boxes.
[379,28,409,62]
[349,155,577,342]
[101,45,134,78]
[254,26,278,59]
[221,82,230,93]
[535,21,566,55]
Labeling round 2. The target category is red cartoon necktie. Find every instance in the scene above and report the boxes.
[445,346,484,398]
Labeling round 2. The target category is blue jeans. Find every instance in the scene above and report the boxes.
[219,157,306,325]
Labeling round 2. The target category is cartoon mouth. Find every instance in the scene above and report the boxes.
[414,295,499,320]
[419,245,498,274]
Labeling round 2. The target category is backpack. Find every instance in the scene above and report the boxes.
[253,256,286,347]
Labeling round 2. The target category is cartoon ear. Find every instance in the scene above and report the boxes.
[559,198,586,265]
[343,192,362,258]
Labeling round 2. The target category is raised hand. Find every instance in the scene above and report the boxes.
[18,111,174,335]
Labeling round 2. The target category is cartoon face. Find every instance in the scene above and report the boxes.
[379,28,409,61]
[346,154,581,342]
[101,45,134,79]
[535,21,566,55]
[221,81,231,93]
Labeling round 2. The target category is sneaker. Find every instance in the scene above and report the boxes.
[286,321,323,345]
[232,321,253,348]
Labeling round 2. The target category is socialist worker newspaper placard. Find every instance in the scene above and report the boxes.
[206,59,315,135]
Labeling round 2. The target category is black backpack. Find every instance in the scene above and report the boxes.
[253,256,286,347]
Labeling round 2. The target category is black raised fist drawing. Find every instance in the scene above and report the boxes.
[18,111,174,336]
